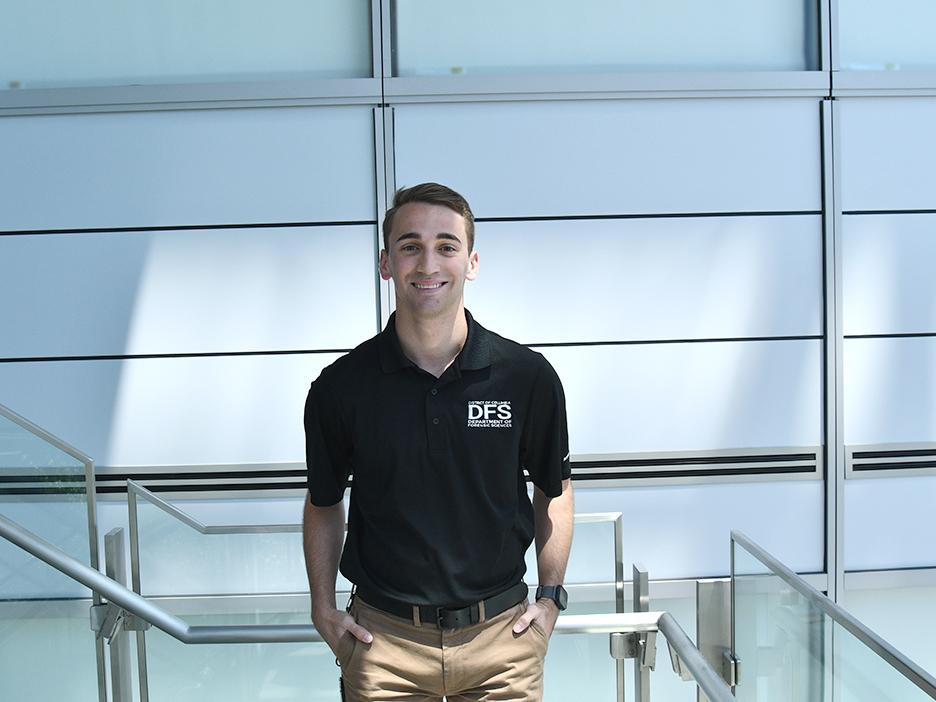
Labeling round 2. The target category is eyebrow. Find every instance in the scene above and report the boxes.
[395,232,462,244]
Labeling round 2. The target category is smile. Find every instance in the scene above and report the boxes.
[413,282,446,289]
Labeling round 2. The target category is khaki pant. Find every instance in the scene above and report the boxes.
[336,598,549,702]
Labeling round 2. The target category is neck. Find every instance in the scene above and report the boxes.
[394,304,468,378]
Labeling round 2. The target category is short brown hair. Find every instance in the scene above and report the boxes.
[382,182,475,251]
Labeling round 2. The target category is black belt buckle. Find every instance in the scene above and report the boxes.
[436,604,477,629]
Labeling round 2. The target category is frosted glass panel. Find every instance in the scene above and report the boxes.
[0,225,377,357]
[0,107,376,231]
[839,98,936,212]
[1,0,371,89]
[844,337,936,445]
[843,214,936,336]
[576,482,822,579]
[0,602,99,702]
[394,0,816,75]
[466,215,822,343]
[843,583,936,684]
[845,477,936,570]
[840,0,936,70]
[0,353,341,467]
[395,99,821,217]
[541,340,823,455]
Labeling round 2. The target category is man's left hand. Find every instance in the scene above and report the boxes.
[512,598,560,638]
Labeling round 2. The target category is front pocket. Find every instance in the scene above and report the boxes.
[336,632,358,668]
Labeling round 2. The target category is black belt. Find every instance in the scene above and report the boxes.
[355,582,528,630]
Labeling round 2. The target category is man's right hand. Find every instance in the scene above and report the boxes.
[313,605,374,656]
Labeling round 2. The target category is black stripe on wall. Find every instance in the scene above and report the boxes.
[0,220,378,237]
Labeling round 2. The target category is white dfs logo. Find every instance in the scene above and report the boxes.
[467,400,512,428]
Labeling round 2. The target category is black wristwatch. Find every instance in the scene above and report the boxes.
[535,584,568,611]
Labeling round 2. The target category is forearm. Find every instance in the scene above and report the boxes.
[533,478,574,586]
[302,493,345,613]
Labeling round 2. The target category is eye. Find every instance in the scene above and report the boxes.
[439,244,457,254]
[400,243,419,253]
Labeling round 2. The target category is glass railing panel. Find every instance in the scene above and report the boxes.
[0,405,99,702]
[135,495,314,597]
[145,606,335,702]
[832,618,934,701]
[843,580,936,688]
[732,538,828,701]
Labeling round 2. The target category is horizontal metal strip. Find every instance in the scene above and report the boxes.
[853,461,936,472]
[573,465,814,481]
[0,335,823,364]
[0,219,377,237]
[529,336,823,348]
[0,474,86,483]
[853,448,936,460]
[844,332,936,340]
[476,210,821,223]
[0,348,351,363]
[574,453,816,469]
[0,487,87,495]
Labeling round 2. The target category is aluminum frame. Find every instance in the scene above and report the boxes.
[731,530,936,699]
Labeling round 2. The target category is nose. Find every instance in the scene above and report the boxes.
[415,247,438,274]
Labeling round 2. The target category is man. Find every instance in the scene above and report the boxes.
[303,182,573,702]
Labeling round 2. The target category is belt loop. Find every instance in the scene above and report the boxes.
[477,599,486,624]
[412,605,422,627]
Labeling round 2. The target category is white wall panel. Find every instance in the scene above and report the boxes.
[466,215,822,343]
[395,0,810,74]
[3,0,371,88]
[0,225,377,357]
[541,340,822,455]
[394,99,821,217]
[574,482,823,579]
[0,353,341,467]
[843,213,936,336]
[844,337,936,445]
[840,98,936,211]
[0,107,375,231]
[845,476,936,570]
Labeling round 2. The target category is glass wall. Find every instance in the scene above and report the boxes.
[0,0,372,90]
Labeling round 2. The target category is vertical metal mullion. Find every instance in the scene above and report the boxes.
[370,0,383,81]
[381,0,395,82]
[828,0,840,73]
[820,98,844,606]
[379,107,397,327]
[818,0,833,74]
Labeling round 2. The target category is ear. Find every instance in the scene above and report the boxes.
[465,249,479,282]
[379,249,393,281]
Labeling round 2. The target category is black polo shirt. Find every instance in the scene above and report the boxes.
[305,310,571,607]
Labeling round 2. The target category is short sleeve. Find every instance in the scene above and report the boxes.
[305,376,352,506]
[520,357,572,497]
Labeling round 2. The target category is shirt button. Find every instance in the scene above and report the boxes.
[432,418,440,425]
[431,388,438,396]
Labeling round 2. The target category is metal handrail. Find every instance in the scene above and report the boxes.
[1,510,735,700]
[732,530,936,699]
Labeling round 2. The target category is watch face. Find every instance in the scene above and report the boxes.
[556,585,568,610]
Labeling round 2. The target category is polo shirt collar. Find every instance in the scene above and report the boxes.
[378,309,492,374]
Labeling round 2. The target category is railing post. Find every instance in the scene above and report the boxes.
[104,528,133,702]
[696,578,736,701]
[633,563,651,702]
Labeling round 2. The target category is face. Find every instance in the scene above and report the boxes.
[379,202,479,320]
